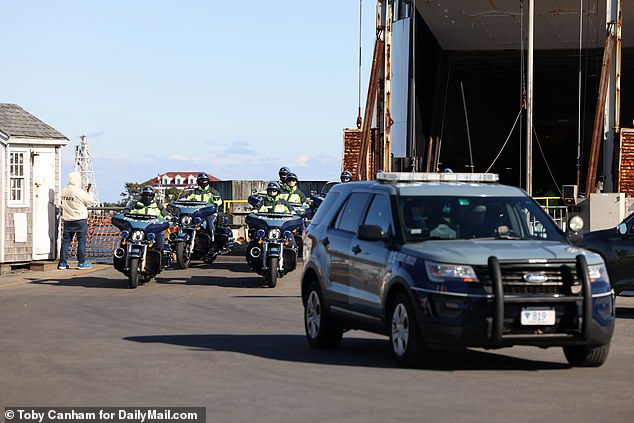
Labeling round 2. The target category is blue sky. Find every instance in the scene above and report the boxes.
[2,1,376,202]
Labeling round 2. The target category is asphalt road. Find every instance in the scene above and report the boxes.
[1,255,633,422]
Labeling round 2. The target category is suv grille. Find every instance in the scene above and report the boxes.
[474,260,581,296]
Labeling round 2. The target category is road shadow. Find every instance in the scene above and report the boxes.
[202,260,252,273]
[31,276,129,289]
[155,274,267,288]
[616,306,634,319]
[125,333,568,371]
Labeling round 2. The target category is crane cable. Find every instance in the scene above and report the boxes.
[485,108,523,173]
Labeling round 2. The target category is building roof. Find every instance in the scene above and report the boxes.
[145,171,220,186]
[158,171,220,182]
[0,103,68,140]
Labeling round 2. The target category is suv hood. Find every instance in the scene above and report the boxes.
[401,240,604,266]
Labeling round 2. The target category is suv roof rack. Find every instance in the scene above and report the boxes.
[375,172,499,183]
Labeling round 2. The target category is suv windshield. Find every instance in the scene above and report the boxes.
[399,195,564,242]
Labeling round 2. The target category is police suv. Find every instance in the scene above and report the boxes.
[301,172,614,367]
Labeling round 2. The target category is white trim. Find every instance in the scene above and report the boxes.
[7,136,68,147]
[0,144,5,263]
[7,147,30,208]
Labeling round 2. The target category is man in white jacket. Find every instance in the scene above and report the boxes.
[58,171,94,269]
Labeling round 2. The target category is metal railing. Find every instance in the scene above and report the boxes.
[71,198,571,260]
[534,197,568,231]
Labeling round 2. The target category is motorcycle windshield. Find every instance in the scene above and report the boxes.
[168,187,218,216]
[168,202,217,217]
[246,212,302,231]
[112,213,169,233]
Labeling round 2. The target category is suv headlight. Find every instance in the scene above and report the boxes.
[425,261,478,283]
[587,264,609,283]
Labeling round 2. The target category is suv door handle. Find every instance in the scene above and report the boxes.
[320,237,330,246]
[352,245,361,255]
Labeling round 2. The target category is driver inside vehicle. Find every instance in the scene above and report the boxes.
[429,202,457,239]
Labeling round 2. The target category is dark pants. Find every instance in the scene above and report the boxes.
[156,231,166,250]
[60,219,88,264]
[205,214,217,236]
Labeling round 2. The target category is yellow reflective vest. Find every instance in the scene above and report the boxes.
[187,187,222,207]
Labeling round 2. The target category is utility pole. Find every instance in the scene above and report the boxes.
[525,0,534,195]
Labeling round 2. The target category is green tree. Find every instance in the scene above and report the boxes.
[164,186,181,202]
[120,182,143,206]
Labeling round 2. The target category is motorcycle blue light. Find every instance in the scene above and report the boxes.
[147,233,156,241]
[283,231,292,239]
[121,230,129,239]
[256,229,265,238]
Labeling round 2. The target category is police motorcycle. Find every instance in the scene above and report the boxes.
[166,186,234,268]
[112,212,171,289]
[245,192,306,288]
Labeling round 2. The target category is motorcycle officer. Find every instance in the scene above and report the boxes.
[279,172,307,205]
[187,172,223,235]
[340,170,353,183]
[128,186,170,251]
[277,166,291,191]
[257,182,291,213]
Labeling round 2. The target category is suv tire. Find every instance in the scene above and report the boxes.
[304,280,343,348]
[389,292,429,367]
[563,343,610,367]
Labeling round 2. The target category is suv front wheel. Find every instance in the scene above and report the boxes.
[390,292,429,367]
[563,344,610,367]
[304,280,343,348]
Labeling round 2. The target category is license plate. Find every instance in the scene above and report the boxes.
[268,246,280,254]
[521,308,555,325]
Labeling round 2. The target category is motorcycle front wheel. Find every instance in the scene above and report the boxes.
[175,243,191,269]
[128,257,140,289]
[266,257,279,288]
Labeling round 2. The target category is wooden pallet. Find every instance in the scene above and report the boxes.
[0,261,58,275]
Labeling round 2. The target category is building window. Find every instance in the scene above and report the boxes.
[9,151,26,205]
[175,177,182,185]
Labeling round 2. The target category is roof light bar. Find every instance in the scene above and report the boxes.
[375,172,499,183]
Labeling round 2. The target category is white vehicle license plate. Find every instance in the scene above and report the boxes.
[521,308,555,325]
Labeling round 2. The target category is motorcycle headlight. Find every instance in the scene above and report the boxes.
[181,215,193,226]
[130,230,145,242]
[268,229,281,239]
[425,261,478,283]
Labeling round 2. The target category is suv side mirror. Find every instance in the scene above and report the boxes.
[357,224,387,242]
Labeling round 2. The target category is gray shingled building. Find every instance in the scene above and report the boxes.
[0,104,69,266]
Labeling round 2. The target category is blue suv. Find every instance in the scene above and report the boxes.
[301,172,615,367]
